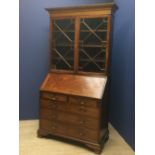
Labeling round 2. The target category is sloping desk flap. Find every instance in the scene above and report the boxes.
[40,73,107,99]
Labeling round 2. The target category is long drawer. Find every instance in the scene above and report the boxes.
[40,108,99,130]
[40,99,99,118]
[39,119,98,143]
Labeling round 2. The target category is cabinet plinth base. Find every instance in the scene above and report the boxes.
[37,129,50,138]
[85,130,109,154]
[37,128,109,154]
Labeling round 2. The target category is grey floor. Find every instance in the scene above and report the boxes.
[20,120,134,155]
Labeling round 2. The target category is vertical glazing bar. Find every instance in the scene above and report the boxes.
[105,16,111,75]
[74,17,80,73]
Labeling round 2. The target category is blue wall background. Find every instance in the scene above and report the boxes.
[19,0,135,150]
[110,0,135,149]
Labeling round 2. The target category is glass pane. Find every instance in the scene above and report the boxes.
[51,18,75,70]
[79,17,108,72]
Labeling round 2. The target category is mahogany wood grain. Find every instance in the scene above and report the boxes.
[40,108,99,130]
[40,98,99,118]
[41,93,67,102]
[67,125,98,143]
[69,96,98,108]
[40,119,67,135]
[40,73,107,99]
[105,16,111,73]
[40,99,67,110]
[39,119,98,143]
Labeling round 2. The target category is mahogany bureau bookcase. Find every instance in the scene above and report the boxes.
[38,2,116,154]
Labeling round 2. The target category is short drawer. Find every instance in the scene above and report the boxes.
[41,92,67,102]
[40,99,66,111]
[69,96,98,108]
[67,125,98,143]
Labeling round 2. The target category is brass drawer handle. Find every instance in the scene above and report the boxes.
[79,120,86,124]
[51,125,57,130]
[50,97,56,100]
[51,122,57,129]
[48,94,56,100]
[80,101,85,105]
[79,132,85,136]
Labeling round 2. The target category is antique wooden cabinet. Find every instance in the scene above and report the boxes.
[38,2,116,154]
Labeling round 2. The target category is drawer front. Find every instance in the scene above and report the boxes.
[68,97,99,118]
[40,109,59,120]
[41,92,67,102]
[40,99,99,118]
[39,119,98,142]
[61,113,99,130]
[67,126,98,143]
[67,104,99,118]
[54,111,99,130]
[40,109,99,130]
[40,99,66,111]
[40,119,66,135]
[69,96,98,108]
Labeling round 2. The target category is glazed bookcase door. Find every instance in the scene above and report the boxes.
[51,18,75,70]
[78,17,108,73]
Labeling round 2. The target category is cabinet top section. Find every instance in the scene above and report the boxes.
[40,73,107,99]
[45,2,116,16]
